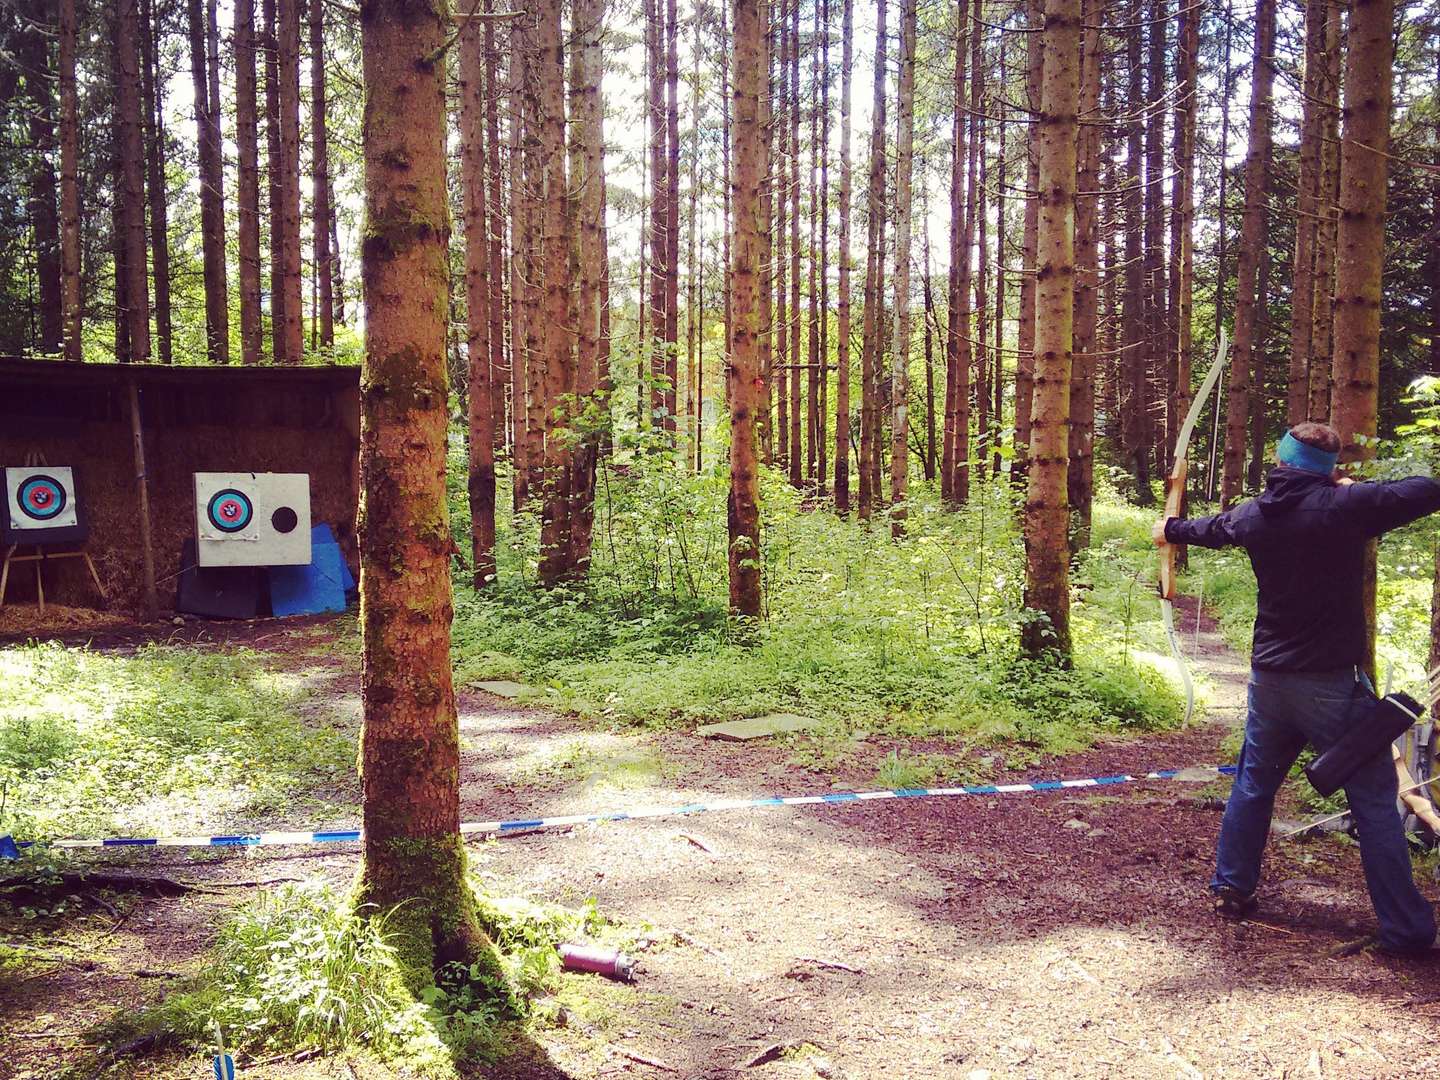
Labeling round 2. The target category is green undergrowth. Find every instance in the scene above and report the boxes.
[450,454,1185,760]
[76,878,621,1078]
[0,642,354,843]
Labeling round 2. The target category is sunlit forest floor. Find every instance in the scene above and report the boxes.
[2,474,1439,1077]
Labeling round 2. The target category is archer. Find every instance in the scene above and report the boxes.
[1154,421,1440,956]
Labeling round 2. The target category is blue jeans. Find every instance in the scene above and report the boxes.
[1213,667,1437,950]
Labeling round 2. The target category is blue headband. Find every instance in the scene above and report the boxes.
[1278,431,1339,475]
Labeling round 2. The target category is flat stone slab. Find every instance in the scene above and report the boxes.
[475,679,532,699]
[696,713,820,741]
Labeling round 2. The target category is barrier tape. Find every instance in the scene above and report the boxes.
[2,764,1238,857]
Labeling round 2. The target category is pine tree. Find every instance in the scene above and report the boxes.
[729,0,765,617]
[1021,0,1081,661]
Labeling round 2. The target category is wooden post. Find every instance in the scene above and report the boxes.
[127,380,159,620]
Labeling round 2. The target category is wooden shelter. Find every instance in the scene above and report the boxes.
[0,358,360,619]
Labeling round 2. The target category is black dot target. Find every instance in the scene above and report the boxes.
[17,474,67,521]
[271,506,299,534]
[206,488,254,533]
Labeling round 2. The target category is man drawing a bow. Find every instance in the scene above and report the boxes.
[1154,421,1440,956]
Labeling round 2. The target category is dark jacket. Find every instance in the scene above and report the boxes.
[1165,468,1440,671]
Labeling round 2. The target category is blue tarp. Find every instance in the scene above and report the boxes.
[268,524,352,617]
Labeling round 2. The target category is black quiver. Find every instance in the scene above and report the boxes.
[1304,691,1426,798]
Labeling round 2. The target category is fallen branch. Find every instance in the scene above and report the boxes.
[614,1047,679,1072]
[793,955,864,975]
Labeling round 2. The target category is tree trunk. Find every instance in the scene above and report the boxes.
[265,0,285,362]
[1308,2,1342,423]
[729,0,765,618]
[971,2,988,483]
[1145,0,1168,473]
[1221,0,1275,508]
[992,51,1007,480]
[816,0,830,494]
[311,0,334,348]
[1287,0,1327,425]
[236,0,264,364]
[775,2,789,474]
[943,12,970,505]
[646,0,668,433]
[357,0,499,984]
[806,0,821,487]
[117,0,151,362]
[833,0,853,512]
[508,35,530,506]
[1021,0,1081,662]
[187,0,227,362]
[460,14,495,589]
[278,0,304,362]
[536,0,577,588]
[888,0,916,535]
[19,1,62,354]
[787,0,802,490]
[1167,0,1198,557]
[666,0,681,435]
[1012,0,1043,483]
[1122,2,1149,502]
[1330,0,1393,679]
[485,1,507,462]
[568,0,606,576]
[1068,0,1101,551]
[58,0,81,358]
[856,0,887,522]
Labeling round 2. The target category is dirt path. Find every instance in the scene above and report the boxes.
[3,603,1439,1080]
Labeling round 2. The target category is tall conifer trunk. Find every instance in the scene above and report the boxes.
[237,0,264,364]
[1068,0,1101,549]
[889,0,916,535]
[856,0,887,521]
[140,0,172,363]
[357,0,500,984]
[311,0,334,348]
[1022,0,1081,661]
[59,0,81,359]
[117,0,151,362]
[460,13,495,588]
[729,0,765,618]
[833,0,853,512]
[187,0,227,362]
[1222,0,1276,507]
[278,0,305,361]
[1330,0,1394,677]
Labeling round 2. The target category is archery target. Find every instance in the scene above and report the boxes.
[194,473,311,567]
[3,466,85,544]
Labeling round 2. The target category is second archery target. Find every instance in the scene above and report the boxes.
[2,466,87,545]
[193,473,311,567]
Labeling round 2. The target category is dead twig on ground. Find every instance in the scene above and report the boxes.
[614,1047,679,1072]
[792,955,864,975]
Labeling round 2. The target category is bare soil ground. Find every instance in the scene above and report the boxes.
[3,597,1438,1080]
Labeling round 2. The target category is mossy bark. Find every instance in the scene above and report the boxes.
[356,0,499,991]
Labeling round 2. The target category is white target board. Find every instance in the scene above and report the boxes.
[3,466,86,544]
[194,472,311,567]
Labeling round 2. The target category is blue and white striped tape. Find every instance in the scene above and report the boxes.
[4,764,1237,856]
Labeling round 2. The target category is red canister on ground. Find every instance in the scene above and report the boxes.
[558,943,636,981]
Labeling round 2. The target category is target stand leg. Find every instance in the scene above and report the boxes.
[0,544,13,610]
[34,548,44,616]
[83,552,106,609]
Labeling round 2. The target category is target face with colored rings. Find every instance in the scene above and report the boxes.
[17,474,67,521]
[207,489,255,533]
